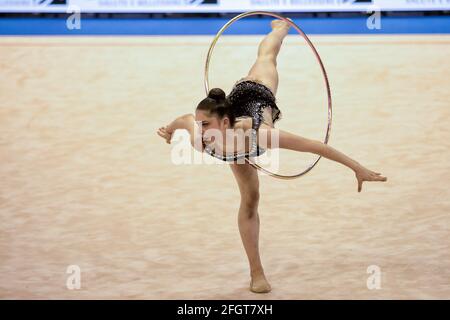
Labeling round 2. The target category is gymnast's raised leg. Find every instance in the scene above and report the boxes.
[240,19,291,96]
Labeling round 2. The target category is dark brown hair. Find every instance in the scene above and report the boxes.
[196,88,236,127]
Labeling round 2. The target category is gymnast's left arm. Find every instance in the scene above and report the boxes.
[313,141,387,191]
[261,127,387,192]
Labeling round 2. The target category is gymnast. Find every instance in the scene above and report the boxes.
[157,19,387,293]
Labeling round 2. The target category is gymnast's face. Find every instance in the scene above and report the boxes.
[195,110,231,145]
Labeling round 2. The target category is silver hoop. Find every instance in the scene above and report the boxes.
[204,11,332,180]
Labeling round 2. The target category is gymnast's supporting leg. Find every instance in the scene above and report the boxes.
[224,20,291,294]
[229,162,271,293]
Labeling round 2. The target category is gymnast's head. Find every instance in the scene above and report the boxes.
[195,88,236,143]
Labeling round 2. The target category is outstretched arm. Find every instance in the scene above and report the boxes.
[157,113,189,144]
[156,113,204,152]
[259,126,387,192]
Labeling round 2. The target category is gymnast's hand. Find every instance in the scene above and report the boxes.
[157,125,173,144]
[355,166,387,192]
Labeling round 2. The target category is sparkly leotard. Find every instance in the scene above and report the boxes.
[204,79,282,162]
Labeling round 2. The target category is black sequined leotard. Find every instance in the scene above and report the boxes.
[204,79,283,162]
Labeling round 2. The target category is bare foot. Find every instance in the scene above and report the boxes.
[249,271,272,294]
[271,19,292,33]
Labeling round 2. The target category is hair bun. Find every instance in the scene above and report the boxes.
[208,88,226,102]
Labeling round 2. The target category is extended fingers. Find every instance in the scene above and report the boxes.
[369,173,387,181]
[157,128,168,139]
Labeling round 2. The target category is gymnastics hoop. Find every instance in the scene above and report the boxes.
[204,11,332,180]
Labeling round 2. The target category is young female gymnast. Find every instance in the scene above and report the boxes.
[157,19,387,294]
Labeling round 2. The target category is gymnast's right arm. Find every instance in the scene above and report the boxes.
[157,113,204,152]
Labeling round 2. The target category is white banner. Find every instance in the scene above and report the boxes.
[1,0,450,13]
